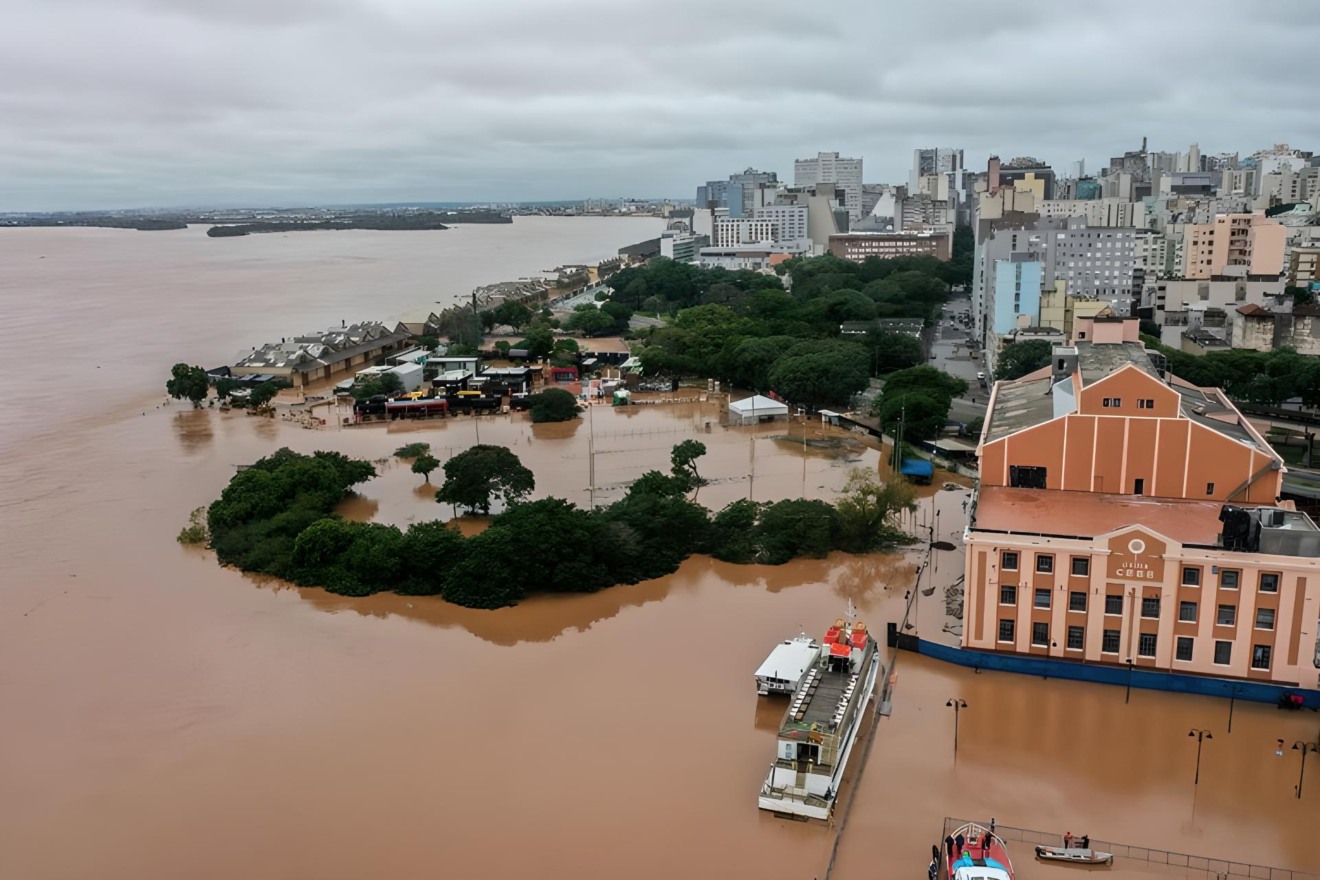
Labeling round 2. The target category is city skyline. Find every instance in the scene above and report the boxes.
[3,0,1320,211]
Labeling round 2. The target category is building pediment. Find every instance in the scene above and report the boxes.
[1101,527,1177,583]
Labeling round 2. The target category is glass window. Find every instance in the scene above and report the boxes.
[1252,644,1272,670]
[1219,569,1239,589]
[1071,557,1089,577]
[1205,482,1215,495]
[1104,594,1123,615]
[1000,551,1019,571]
[1138,633,1157,657]
[1069,591,1087,612]
[998,619,1015,643]
[1141,596,1161,619]
[1255,607,1275,630]
[999,585,1017,605]
[1178,600,1197,623]
[1035,555,1054,574]
[1032,622,1049,647]
[1181,567,1200,586]
[1214,640,1232,665]
[1066,625,1084,650]
[1259,573,1279,593]
[1175,636,1194,661]
[1034,588,1051,609]
[1217,604,1237,626]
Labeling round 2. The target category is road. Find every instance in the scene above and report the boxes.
[927,293,988,425]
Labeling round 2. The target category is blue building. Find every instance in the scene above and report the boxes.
[991,255,1042,336]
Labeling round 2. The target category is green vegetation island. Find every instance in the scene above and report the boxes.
[182,443,917,610]
[206,213,458,236]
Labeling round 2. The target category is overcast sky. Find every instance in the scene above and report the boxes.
[3,0,1318,211]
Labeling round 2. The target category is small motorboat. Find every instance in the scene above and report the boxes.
[946,822,1013,880]
[1035,845,1114,865]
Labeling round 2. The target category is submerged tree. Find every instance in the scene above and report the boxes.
[166,363,209,408]
[412,453,440,483]
[435,444,535,514]
[670,439,708,490]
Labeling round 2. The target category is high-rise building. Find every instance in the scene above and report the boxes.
[696,168,779,218]
[794,152,863,220]
[1181,212,1287,279]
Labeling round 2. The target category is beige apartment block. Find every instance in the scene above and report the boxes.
[1182,212,1286,279]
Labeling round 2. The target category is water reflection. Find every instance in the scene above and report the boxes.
[171,409,213,454]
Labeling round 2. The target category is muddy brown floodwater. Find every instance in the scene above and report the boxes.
[2,229,1317,880]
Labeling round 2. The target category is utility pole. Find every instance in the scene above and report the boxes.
[1188,728,1213,785]
[946,698,968,761]
[588,402,596,510]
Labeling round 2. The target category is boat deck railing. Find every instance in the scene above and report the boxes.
[941,817,1318,880]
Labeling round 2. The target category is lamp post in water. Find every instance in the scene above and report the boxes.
[1188,729,1213,785]
[1288,740,1318,799]
[947,698,968,761]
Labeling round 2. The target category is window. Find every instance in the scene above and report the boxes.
[1252,644,1272,670]
[1035,555,1054,574]
[1141,596,1161,619]
[1000,551,1019,571]
[1008,466,1047,489]
[1102,397,1122,407]
[1255,607,1275,630]
[1071,557,1089,577]
[998,619,1015,643]
[1066,625,1085,650]
[1034,588,1052,609]
[1032,622,1049,647]
[1175,636,1194,661]
[1000,585,1017,605]
[1219,569,1239,590]
[1206,482,1215,495]
[1102,629,1120,654]
[1133,478,1145,496]
[1259,573,1279,593]
[1214,641,1232,665]
[1181,567,1201,587]
[1137,398,1156,409]
[1138,633,1157,657]
[1068,591,1087,612]
[1178,600,1197,623]
[1105,594,1123,615]
[1217,604,1237,626]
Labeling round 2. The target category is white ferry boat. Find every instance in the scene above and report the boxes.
[757,613,881,820]
[754,632,822,696]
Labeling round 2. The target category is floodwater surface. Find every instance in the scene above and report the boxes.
[1,226,1316,880]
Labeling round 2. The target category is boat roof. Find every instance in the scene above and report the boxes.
[755,639,820,681]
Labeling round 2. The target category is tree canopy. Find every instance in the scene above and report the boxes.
[166,363,209,407]
[995,340,1053,381]
[435,445,536,514]
[873,365,968,442]
[529,388,580,423]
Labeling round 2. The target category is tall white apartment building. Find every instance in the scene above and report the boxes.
[794,152,863,220]
[712,218,779,247]
[753,205,809,242]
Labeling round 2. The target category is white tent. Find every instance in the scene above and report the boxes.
[729,394,789,425]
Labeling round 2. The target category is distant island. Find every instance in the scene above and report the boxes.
[1,207,514,234]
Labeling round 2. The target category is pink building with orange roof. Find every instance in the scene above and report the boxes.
[964,327,1320,688]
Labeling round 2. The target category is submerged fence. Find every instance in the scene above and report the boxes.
[941,817,1318,880]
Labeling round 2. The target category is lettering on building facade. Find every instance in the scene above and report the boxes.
[1106,530,1168,583]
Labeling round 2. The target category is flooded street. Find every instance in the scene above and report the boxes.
[1,228,1316,879]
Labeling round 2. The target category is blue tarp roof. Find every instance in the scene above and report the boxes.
[900,458,934,477]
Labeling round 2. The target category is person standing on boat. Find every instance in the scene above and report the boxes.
[928,858,938,880]
[1080,834,1090,849]
[989,817,995,837]
[945,835,954,857]
[954,833,965,856]
[1063,831,1073,849]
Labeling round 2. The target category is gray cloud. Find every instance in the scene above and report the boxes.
[1,0,1317,210]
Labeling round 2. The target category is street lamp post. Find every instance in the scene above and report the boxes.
[1290,740,1319,799]
[1227,683,1239,734]
[1188,729,1213,785]
[947,698,968,761]
[1124,659,1135,704]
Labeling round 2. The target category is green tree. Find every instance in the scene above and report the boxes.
[394,442,431,459]
[166,363,209,407]
[867,330,923,374]
[491,301,534,330]
[529,388,580,423]
[417,335,440,350]
[412,453,440,483]
[565,304,615,337]
[876,391,951,443]
[214,376,240,399]
[519,325,556,360]
[435,445,535,514]
[396,520,464,595]
[670,439,707,489]
[995,340,1053,381]
[755,499,838,565]
[833,469,915,552]
[709,499,763,563]
[880,365,967,401]
[249,381,280,408]
[767,340,870,409]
